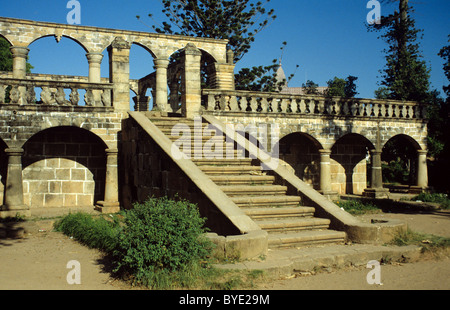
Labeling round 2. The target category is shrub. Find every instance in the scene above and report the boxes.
[54,212,121,252]
[413,192,450,209]
[112,197,213,287]
[337,199,381,215]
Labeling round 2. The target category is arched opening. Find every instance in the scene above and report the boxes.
[129,43,156,111]
[331,134,374,195]
[22,127,107,209]
[382,134,421,188]
[27,36,89,105]
[0,138,8,205]
[276,132,322,189]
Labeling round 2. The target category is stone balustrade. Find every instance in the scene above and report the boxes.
[0,77,113,107]
[202,89,427,120]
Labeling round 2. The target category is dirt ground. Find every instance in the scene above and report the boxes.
[0,209,449,291]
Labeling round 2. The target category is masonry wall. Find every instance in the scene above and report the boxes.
[22,127,106,208]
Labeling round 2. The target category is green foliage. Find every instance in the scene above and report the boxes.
[54,212,121,252]
[0,38,13,71]
[325,75,359,98]
[369,0,431,102]
[142,0,276,62]
[413,192,450,209]
[112,197,213,288]
[302,80,319,94]
[336,199,381,215]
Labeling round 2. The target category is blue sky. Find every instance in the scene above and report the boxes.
[1,0,449,99]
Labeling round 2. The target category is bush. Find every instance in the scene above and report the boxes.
[112,197,213,287]
[413,192,450,209]
[54,212,121,252]
[337,199,382,215]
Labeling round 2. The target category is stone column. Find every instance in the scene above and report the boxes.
[416,150,428,189]
[108,37,131,111]
[86,52,104,105]
[181,43,202,119]
[363,149,389,198]
[10,47,29,79]
[319,149,337,200]
[1,148,28,213]
[153,58,170,113]
[95,148,120,213]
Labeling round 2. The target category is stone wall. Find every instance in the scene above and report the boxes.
[22,127,106,208]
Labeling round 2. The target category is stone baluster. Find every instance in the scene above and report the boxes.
[249,96,258,112]
[0,84,6,104]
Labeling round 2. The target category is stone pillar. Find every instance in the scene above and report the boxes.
[95,148,120,213]
[86,52,103,83]
[319,149,338,200]
[153,58,170,113]
[416,150,428,189]
[10,47,29,79]
[363,149,389,198]
[86,52,104,105]
[181,43,202,119]
[1,148,28,213]
[108,37,131,111]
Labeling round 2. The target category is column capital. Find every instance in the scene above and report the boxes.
[86,52,104,64]
[319,149,332,156]
[417,150,428,156]
[110,37,131,50]
[5,147,24,155]
[153,58,170,69]
[183,43,202,56]
[105,148,119,155]
[9,46,30,59]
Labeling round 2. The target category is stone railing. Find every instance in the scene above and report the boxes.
[202,89,428,120]
[0,77,113,107]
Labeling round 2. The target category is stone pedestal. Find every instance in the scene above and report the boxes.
[363,149,389,198]
[318,149,338,200]
[95,148,120,213]
[416,150,428,189]
[1,148,30,216]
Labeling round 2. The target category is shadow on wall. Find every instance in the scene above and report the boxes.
[21,126,107,208]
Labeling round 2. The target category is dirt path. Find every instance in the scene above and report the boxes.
[0,210,449,290]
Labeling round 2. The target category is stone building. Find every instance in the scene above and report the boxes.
[0,17,429,258]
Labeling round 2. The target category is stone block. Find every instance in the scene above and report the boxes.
[71,168,86,180]
[62,181,84,194]
[44,194,64,207]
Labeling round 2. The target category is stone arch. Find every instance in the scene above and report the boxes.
[27,34,89,53]
[22,126,107,209]
[331,133,374,195]
[0,33,13,47]
[381,134,422,186]
[275,132,323,189]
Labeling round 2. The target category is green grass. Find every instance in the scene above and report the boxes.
[389,228,450,253]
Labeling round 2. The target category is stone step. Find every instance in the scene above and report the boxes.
[192,158,253,166]
[231,195,301,208]
[256,217,331,233]
[268,230,347,249]
[209,175,275,186]
[244,206,316,220]
[219,185,288,196]
[168,135,225,142]
[199,165,262,175]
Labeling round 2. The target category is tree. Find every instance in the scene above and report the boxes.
[139,0,276,62]
[302,80,319,95]
[325,75,359,98]
[0,38,13,71]
[369,0,431,102]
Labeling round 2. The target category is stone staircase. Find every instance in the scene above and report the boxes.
[148,115,346,249]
